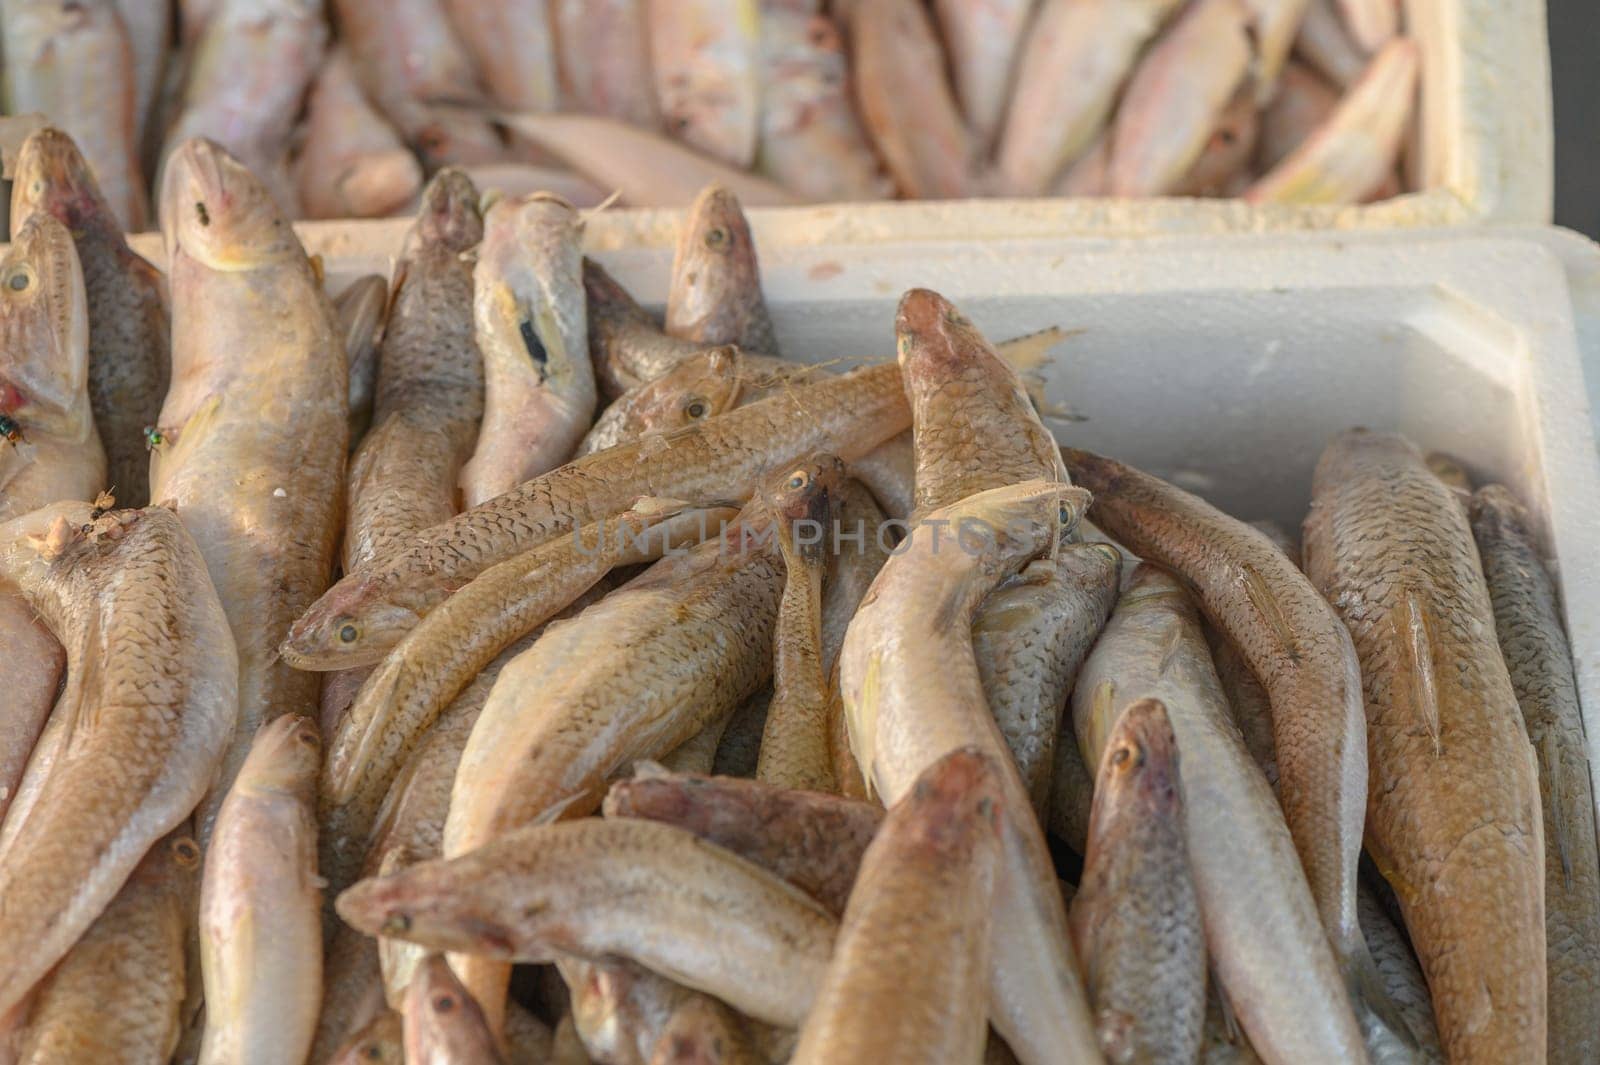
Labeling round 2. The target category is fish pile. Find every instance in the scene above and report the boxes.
[0,124,1591,1065]
[0,0,1423,231]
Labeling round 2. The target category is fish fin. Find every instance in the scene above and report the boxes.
[149,393,223,494]
[1346,936,1421,1052]
[994,325,1075,374]
[1239,563,1300,663]
[1155,619,1185,677]
[847,655,882,802]
[532,790,590,826]
[1391,591,1441,756]
[1542,730,1572,888]
[1212,969,1243,1043]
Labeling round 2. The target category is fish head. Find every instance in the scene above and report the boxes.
[336,870,518,959]
[944,480,1093,561]
[9,127,118,235]
[764,452,848,566]
[0,214,89,423]
[404,955,501,1059]
[670,185,762,333]
[905,746,1005,852]
[406,168,484,256]
[622,345,745,438]
[162,137,300,271]
[240,713,323,796]
[1094,697,1183,820]
[328,1010,403,1065]
[280,574,420,670]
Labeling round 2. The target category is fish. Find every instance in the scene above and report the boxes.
[153,138,347,839]
[1106,0,1253,197]
[665,185,779,355]
[933,0,1032,151]
[403,955,506,1064]
[848,431,914,521]
[560,956,772,1065]
[792,748,1003,1065]
[197,714,323,1065]
[1174,88,1260,198]
[332,0,504,169]
[584,258,732,398]
[1256,62,1340,172]
[821,478,892,670]
[1358,885,1444,1062]
[334,273,389,451]
[975,542,1122,815]
[1468,484,1598,1065]
[1061,446,1394,1046]
[161,0,329,217]
[327,1009,404,1065]
[850,0,972,198]
[1425,451,1474,498]
[0,0,145,229]
[839,480,1101,1065]
[603,768,883,916]
[16,831,199,1065]
[1207,624,1280,789]
[113,0,168,150]
[646,0,762,168]
[281,360,910,669]
[1293,0,1367,87]
[1054,133,1110,197]
[1072,564,1366,1063]
[646,991,768,1065]
[493,112,804,208]
[295,48,424,220]
[439,470,828,1030]
[552,0,660,128]
[757,456,847,792]
[442,0,557,112]
[344,169,483,572]
[1302,429,1546,1063]
[11,127,167,510]
[1246,38,1418,205]
[997,0,1181,195]
[758,8,889,202]
[1336,0,1397,52]
[459,193,596,507]
[1070,698,1206,1065]
[0,501,237,1019]
[338,818,838,1030]
[1241,0,1314,104]
[0,212,104,829]
[310,924,388,1064]
[577,345,746,458]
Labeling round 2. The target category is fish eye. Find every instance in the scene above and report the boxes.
[363,1048,382,1062]
[786,469,809,490]
[1111,746,1130,766]
[683,397,708,420]
[338,622,359,644]
[6,269,31,292]
[296,728,321,749]
[171,838,201,866]
[705,226,729,249]
[432,994,456,1013]
[1058,501,1076,526]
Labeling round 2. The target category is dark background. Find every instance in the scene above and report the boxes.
[1551,1,1597,238]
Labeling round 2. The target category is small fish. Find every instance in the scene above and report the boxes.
[295,49,424,220]
[646,0,762,167]
[665,184,779,355]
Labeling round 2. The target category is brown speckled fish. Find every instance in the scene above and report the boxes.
[16,831,198,1065]
[1061,447,1393,1044]
[281,361,909,670]
[791,747,1003,1065]
[1303,429,1545,1064]
[11,127,167,510]
[665,185,779,356]
[1468,484,1600,1065]
[337,819,838,1030]
[153,138,346,839]
[1070,698,1205,1065]
[403,954,506,1064]
[577,345,746,458]
[0,501,237,1019]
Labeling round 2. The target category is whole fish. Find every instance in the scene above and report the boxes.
[665,184,779,356]
[1107,0,1253,198]
[153,138,346,839]
[603,769,883,916]
[495,112,803,207]
[646,0,761,167]
[976,542,1122,815]
[1337,0,1397,52]
[12,129,165,509]
[327,1010,404,1065]
[1294,0,1366,87]
[1257,62,1339,172]
[1302,429,1545,1063]
[404,955,506,1064]
[295,48,424,220]
[280,361,910,670]
[0,501,237,1019]
[851,0,971,198]
[442,0,557,112]
[338,819,838,1029]
[113,0,168,149]
[839,480,1101,1065]
[440,472,825,1029]
[1247,38,1417,205]
[1468,484,1600,1065]
[757,456,846,792]
[332,0,504,169]
[335,273,389,449]
[584,258,731,398]
[197,714,323,1065]
[577,346,745,457]
[1072,565,1365,1064]
[1061,447,1394,1043]
[1359,885,1443,1062]
[0,213,104,828]
[0,0,145,229]
[344,168,483,572]
[792,748,1002,1065]
[459,193,595,507]
[552,0,660,127]
[161,0,328,218]
[1070,698,1205,1065]
[933,0,1033,150]
[997,0,1181,195]
[16,831,198,1065]
[758,8,888,201]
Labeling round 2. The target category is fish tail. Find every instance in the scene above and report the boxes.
[1345,934,1420,1056]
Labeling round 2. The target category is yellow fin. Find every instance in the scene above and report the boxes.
[1391,590,1441,756]
[1239,564,1300,664]
[846,654,882,802]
